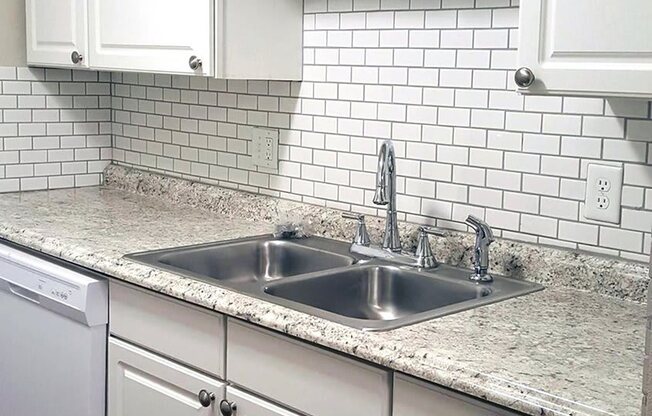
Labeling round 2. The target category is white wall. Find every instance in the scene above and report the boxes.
[0,0,26,66]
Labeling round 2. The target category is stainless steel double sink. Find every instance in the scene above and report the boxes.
[127,235,542,331]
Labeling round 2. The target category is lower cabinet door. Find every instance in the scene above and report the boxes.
[108,337,225,416]
[225,387,301,416]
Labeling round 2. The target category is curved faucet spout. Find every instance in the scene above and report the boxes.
[373,140,401,252]
[373,141,393,205]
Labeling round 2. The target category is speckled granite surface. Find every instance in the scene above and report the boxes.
[0,166,645,416]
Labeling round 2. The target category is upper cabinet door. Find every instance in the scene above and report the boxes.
[26,0,89,68]
[518,0,652,98]
[88,0,213,76]
[215,0,303,80]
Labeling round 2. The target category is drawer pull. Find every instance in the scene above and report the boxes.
[198,390,215,407]
[219,399,237,416]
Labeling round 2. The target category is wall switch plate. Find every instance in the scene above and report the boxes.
[584,163,623,224]
[251,127,278,169]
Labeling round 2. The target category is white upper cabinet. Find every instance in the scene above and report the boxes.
[216,0,303,80]
[26,0,302,79]
[517,0,652,98]
[26,0,89,68]
[88,0,213,76]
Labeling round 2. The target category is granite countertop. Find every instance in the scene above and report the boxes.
[0,171,646,416]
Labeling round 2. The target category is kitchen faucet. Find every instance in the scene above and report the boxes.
[342,139,443,269]
[373,140,401,252]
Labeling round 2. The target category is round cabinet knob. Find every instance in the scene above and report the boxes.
[71,51,84,64]
[189,55,203,70]
[514,67,535,88]
[219,400,237,416]
[198,390,215,407]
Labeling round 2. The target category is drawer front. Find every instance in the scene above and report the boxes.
[227,320,391,416]
[110,282,225,378]
[109,337,225,416]
[393,374,521,416]
[225,387,301,416]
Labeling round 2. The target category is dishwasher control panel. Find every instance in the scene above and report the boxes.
[0,242,108,326]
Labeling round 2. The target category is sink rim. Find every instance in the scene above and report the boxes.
[125,235,544,332]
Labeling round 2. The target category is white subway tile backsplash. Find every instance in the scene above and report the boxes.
[0,68,111,191]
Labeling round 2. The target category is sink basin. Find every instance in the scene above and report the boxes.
[129,235,357,286]
[127,235,543,331]
[264,265,491,321]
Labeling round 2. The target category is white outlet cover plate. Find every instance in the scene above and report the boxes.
[251,127,279,169]
[584,163,623,224]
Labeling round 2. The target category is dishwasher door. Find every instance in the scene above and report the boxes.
[0,242,108,416]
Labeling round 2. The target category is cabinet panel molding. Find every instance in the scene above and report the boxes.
[26,0,89,68]
[88,0,214,75]
[518,0,652,97]
[108,337,225,416]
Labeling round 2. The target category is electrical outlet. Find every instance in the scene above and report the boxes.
[596,195,609,209]
[584,164,623,224]
[251,127,278,169]
[597,178,611,192]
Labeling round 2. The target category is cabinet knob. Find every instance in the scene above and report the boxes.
[219,399,237,416]
[198,390,215,407]
[71,51,83,64]
[189,55,203,70]
[514,67,535,88]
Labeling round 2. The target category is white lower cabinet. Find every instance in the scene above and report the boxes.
[108,337,226,416]
[393,374,520,416]
[227,319,392,416]
[107,284,523,416]
[225,387,301,416]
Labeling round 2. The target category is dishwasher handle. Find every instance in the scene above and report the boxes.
[8,282,41,304]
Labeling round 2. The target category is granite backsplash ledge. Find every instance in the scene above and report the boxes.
[105,164,650,303]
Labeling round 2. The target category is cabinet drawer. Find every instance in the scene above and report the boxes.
[225,387,301,416]
[393,374,521,416]
[109,282,225,378]
[227,320,391,416]
[109,337,225,416]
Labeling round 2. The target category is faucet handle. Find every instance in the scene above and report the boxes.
[342,212,371,247]
[465,215,494,243]
[418,226,446,237]
[415,226,444,269]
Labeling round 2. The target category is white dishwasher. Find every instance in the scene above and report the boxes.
[0,241,108,416]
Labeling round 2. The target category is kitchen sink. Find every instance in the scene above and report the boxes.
[127,235,543,331]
